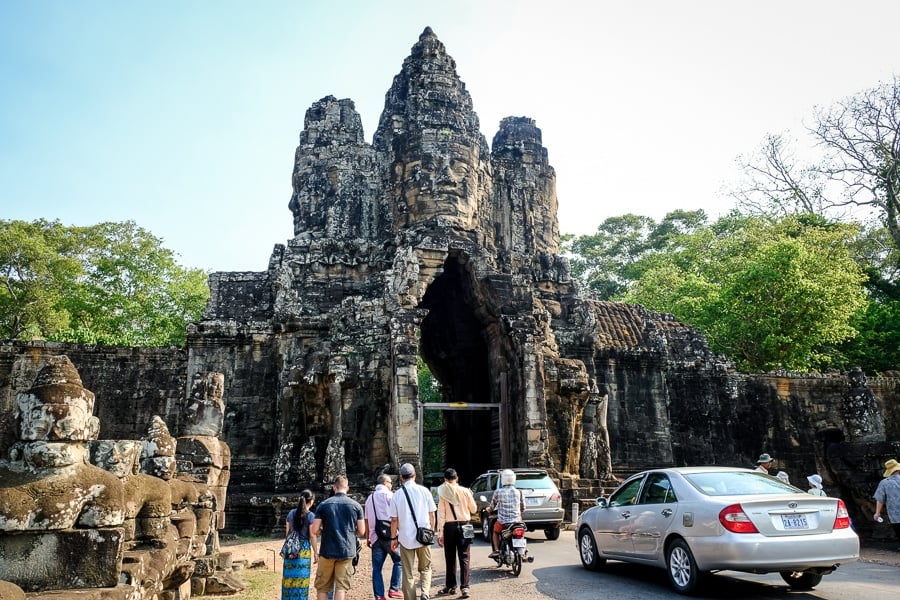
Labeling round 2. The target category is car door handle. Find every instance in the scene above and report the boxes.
[661,509,673,517]
[621,511,631,519]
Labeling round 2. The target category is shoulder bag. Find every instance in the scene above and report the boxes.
[367,495,393,541]
[401,484,435,545]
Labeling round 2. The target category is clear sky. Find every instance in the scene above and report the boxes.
[2,1,898,272]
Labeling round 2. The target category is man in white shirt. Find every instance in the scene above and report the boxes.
[390,463,437,600]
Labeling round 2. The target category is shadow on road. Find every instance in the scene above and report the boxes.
[531,561,819,599]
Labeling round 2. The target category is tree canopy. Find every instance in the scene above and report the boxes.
[565,212,868,372]
[0,219,208,346]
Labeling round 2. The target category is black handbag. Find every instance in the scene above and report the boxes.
[401,484,435,545]
[367,495,394,541]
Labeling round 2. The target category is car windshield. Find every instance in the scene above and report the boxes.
[684,471,799,496]
[514,473,555,489]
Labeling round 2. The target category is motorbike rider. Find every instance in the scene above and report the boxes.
[488,469,525,559]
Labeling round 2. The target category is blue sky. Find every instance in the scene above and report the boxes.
[2,1,899,272]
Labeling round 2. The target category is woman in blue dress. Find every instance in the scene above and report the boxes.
[282,489,317,600]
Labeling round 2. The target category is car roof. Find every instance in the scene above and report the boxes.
[634,466,758,475]
[478,468,550,475]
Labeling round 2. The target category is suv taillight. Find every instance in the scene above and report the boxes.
[549,492,561,503]
[719,504,758,533]
[834,499,852,529]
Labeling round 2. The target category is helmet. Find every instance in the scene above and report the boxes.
[500,469,516,486]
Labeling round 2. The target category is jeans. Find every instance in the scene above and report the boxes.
[371,539,402,597]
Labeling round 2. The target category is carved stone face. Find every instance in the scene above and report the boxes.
[90,440,141,478]
[142,456,176,480]
[23,441,87,468]
[405,151,483,228]
[17,398,100,442]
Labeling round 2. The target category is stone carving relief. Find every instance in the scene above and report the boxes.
[0,356,240,598]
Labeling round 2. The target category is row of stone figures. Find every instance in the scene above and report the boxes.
[0,355,240,599]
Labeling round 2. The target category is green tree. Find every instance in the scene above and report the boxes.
[562,210,707,299]
[0,219,81,339]
[624,214,867,372]
[0,219,208,346]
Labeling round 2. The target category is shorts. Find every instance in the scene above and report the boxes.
[314,556,353,592]
[493,520,509,534]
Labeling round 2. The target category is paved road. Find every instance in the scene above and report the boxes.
[454,530,900,600]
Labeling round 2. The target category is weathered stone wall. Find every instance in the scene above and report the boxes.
[0,341,187,457]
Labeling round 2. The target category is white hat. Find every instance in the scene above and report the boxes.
[807,474,823,489]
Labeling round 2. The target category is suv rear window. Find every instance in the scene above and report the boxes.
[514,472,556,489]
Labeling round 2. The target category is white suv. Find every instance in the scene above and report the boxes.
[469,468,564,540]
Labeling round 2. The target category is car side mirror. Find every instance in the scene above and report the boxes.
[596,498,608,508]
[478,495,488,503]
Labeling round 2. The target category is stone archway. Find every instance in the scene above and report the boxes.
[418,252,505,478]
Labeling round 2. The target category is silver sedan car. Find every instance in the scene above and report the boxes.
[575,467,859,594]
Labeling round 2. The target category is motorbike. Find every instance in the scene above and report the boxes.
[492,520,533,576]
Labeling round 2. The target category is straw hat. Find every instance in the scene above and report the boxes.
[883,458,900,478]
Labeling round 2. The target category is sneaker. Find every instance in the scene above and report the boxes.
[421,595,430,600]
[460,589,470,598]
[388,591,403,599]
[438,587,456,595]
[488,551,499,559]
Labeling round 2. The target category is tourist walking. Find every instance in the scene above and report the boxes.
[365,473,403,599]
[310,476,365,600]
[390,463,437,600]
[435,468,476,598]
[281,490,317,600]
[807,474,827,496]
[873,458,900,546]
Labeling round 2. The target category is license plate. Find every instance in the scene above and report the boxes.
[781,514,809,530]
[525,497,541,506]
[512,538,526,548]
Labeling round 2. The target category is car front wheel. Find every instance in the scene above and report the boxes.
[481,513,492,541]
[779,571,823,590]
[666,539,702,595]
[577,527,605,571]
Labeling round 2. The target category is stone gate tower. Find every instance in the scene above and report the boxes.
[187,28,723,502]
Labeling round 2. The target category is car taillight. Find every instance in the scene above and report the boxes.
[512,526,526,539]
[834,499,852,529]
[719,504,759,533]
[549,493,561,503]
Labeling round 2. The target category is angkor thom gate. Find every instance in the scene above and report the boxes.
[185,28,899,534]
[2,28,898,538]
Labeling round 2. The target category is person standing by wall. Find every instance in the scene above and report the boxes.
[435,468,476,599]
[365,473,403,600]
[310,476,365,600]
[754,453,775,474]
[873,458,900,546]
[806,474,827,496]
[282,489,317,600]
[390,463,437,600]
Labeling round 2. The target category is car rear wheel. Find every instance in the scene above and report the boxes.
[666,539,702,595]
[779,571,823,590]
[544,525,561,540]
[481,513,492,542]
[577,527,605,571]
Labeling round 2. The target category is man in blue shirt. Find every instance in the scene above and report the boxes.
[311,476,365,600]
